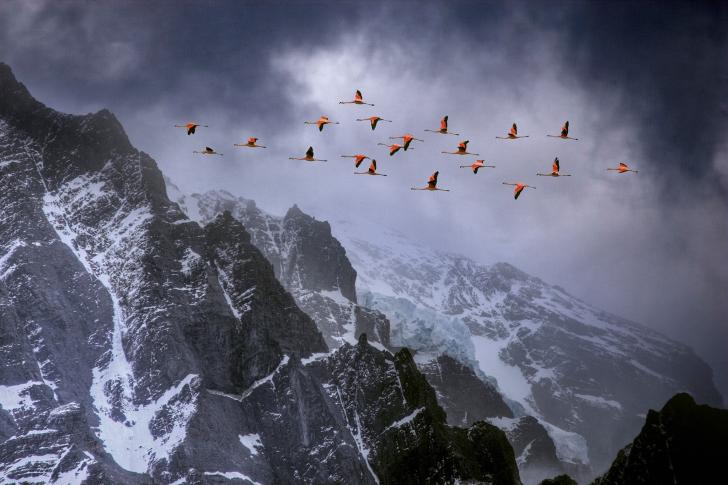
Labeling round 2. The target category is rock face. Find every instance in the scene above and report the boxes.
[319,335,520,485]
[591,393,728,485]
[170,188,390,351]
[418,354,513,425]
[0,63,521,484]
[329,219,723,479]
[539,476,578,485]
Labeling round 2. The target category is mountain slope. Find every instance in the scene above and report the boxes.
[0,62,522,484]
[169,187,391,350]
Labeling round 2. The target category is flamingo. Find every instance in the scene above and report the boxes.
[357,116,392,130]
[460,160,495,174]
[537,157,571,177]
[390,133,423,151]
[175,122,208,135]
[193,146,223,156]
[234,137,266,148]
[378,143,405,156]
[289,146,327,162]
[340,89,374,106]
[496,123,529,140]
[547,121,578,140]
[502,182,535,199]
[341,154,371,168]
[442,140,479,156]
[355,160,387,176]
[411,171,450,191]
[607,162,638,174]
[425,115,459,136]
[304,115,340,132]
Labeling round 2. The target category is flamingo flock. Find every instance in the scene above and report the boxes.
[175,88,638,202]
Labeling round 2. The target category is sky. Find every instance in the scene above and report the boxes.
[1,0,727,398]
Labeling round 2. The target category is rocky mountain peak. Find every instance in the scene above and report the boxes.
[591,393,728,485]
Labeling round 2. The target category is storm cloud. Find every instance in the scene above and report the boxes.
[1,0,726,397]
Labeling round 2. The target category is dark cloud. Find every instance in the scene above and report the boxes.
[1,0,726,398]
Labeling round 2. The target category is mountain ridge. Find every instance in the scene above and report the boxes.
[0,61,523,484]
[174,186,723,484]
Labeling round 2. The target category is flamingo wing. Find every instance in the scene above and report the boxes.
[561,121,569,137]
[187,125,196,135]
[441,116,448,131]
[458,140,468,152]
[369,160,377,174]
[510,123,518,136]
[554,157,560,172]
[306,146,314,158]
[355,90,363,101]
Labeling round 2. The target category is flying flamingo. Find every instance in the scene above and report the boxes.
[289,146,327,162]
[607,162,638,174]
[537,157,571,177]
[411,171,450,192]
[355,160,387,176]
[502,182,535,199]
[547,121,578,140]
[356,116,392,130]
[340,89,374,106]
[304,115,340,132]
[175,122,208,135]
[390,133,423,151]
[193,146,223,156]
[378,143,405,156]
[442,140,479,156]
[496,123,529,140]
[341,154,371,168]
[424,115,459,136]
[234,137,267,148]
[460,160,495,174]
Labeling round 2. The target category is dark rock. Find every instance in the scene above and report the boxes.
[591,393,728,485]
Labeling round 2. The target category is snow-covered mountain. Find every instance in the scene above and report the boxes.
[175,188,723,482]
[329,218,723,474]
[0,63,520,484]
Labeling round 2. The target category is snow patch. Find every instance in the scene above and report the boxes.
[472,335,534,414]
[0,381,43,412]
[383,407,425,432]
[238,434,263,456]
[203,471,263,484]
[574,393,622,411]
[540,421,589,465]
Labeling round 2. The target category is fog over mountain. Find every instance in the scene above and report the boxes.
[7,0,719,398]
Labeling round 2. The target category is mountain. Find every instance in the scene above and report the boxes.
[172,189,582,483]
[591,393,728,485]
[177,189,723,482]
[329,218,723,476]
[169,188,390,351]
[0,62,521,484]
[174,188,723,483]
